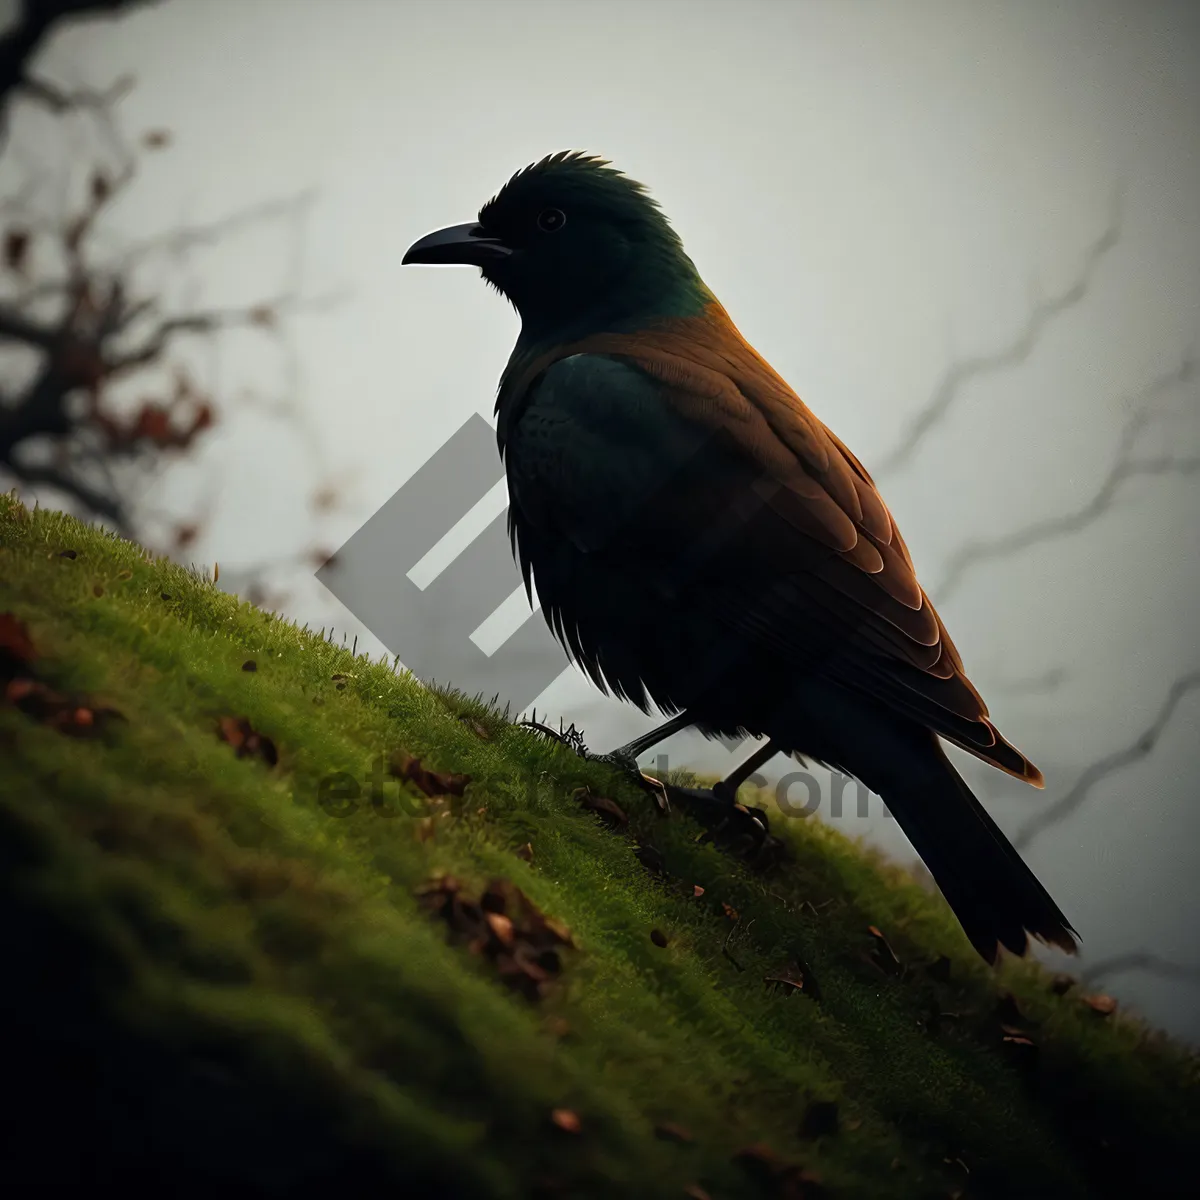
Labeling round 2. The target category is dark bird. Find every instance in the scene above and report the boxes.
[403,151,1078,964]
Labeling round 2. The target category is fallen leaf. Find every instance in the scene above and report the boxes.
[549,1108,581,1134]
[866,925,902,976]
[1082,993,1118,1016]
[515,842,534,862]
[654,1121,693,1143]
[217,715,278,767]
[4,674,123,737]
[484,911,515,947]
[692,884,705,898]
[458,715,491,740]
[0,612,36,676]
[722,902,739,921]
[390,750,470,799]
[419,875,574,1001]
[572,785,627,828]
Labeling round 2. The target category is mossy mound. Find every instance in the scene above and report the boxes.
[2,491,1197,1199]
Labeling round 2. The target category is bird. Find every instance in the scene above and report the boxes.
[403,151,1078,965]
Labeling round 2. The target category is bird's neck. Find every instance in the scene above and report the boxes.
[514,247,715,354]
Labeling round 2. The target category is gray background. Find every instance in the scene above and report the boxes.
[13,0,1199,1039]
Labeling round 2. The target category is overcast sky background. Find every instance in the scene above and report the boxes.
[12,0,1199,1039]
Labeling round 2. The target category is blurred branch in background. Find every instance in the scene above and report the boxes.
[1,1,158,118]
[1014,669,1200,852]
[875,188,1123,481]
[931,355,1198,605]
[0,0,350,610]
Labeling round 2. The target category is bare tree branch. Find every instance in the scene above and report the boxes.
[0,1,155,130]
[930,354,1199,604]
[17,69,133,113]
[0,36,348,605]
[875,190,1123,480]
[1078,951,1200,989]
[1014,669,1200,851]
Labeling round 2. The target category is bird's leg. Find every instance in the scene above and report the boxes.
[712,738,779,807]
[588,710,698,816]
[519,710,697,816]
[590,710,697,775]
[669,739,784,861]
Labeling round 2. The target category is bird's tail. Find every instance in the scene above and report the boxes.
[880,738,1079,962]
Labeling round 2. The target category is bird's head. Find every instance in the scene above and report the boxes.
[403,152,709,339]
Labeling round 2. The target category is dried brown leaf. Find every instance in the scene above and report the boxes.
[549,1108,581,1134]
[654,1121,693,1143]
[390,751,470,798]
[572,785,627,828]
[866,925,902,975]
[1082,993,1118,1016]
[217,715,278,767]
[0,612,36,676]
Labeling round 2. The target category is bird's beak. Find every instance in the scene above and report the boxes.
[402,222,513,267]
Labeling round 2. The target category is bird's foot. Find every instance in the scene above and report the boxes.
[665,785,784,868]
[590,750,671,815]
[519,719,670,814]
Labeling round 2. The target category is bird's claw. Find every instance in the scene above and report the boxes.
[665,786,783,868]
[591,751,671,815]
[520,720,671,814]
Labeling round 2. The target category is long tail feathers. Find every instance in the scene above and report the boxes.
[883,740,1078,962]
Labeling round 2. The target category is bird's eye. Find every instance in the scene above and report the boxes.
[536,207,566,233]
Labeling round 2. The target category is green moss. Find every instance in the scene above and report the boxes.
[2,490,1197,1198]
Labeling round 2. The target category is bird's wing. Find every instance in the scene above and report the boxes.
[502,306,1042,787]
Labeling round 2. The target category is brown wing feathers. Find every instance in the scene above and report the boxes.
[560,304,1044,789]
